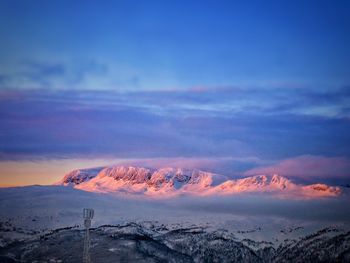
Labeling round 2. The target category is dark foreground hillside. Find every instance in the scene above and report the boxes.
[1,223,349,263]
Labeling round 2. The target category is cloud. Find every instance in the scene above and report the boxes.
[244,155,350,182]
[0,59,108,90]
[171,195,350,222]
[1,59,350,118]
[107,85,350,119]
[0,89,350,167]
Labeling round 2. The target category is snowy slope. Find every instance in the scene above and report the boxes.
[58,166,341,199]
[210,174,341,198]
[57,167,104,186]
[4,223,350,263]
[71,166,228,197]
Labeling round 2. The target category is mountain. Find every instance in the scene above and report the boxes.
[210,174,341,198]
[58,167,104,186]
[69,166,228,196]
[57,166,341,198]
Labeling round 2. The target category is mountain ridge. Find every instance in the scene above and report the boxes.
[57,165,341,199]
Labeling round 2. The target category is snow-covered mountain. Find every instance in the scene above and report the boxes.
[58,167,104,186]
[57,166,341,198]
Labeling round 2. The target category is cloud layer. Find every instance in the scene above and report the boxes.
[0,88,349,161]
[0,87,349,184]
[244,155,350,183]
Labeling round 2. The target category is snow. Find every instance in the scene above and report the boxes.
[0,185,349,250]
[1,166,349,261]
[56,167,104,186]
[59,166,342,199]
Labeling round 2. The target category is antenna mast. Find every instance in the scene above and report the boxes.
[83,208,94,263]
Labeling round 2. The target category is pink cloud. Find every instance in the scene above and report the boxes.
[244,155,350,179]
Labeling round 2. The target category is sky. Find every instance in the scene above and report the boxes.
[0,0,350,186]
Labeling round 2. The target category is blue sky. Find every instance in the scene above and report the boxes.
[1,0,349,90]
[0,0,349,184]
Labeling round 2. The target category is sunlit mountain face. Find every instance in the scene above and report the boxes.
[58,166,341,199]
[1,0,350,262]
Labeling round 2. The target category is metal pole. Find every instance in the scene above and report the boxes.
[83,226,90,263]
[83,208,94,263]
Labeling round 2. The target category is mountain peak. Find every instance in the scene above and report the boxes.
[99,166,154,183]
[58,167,103,186]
